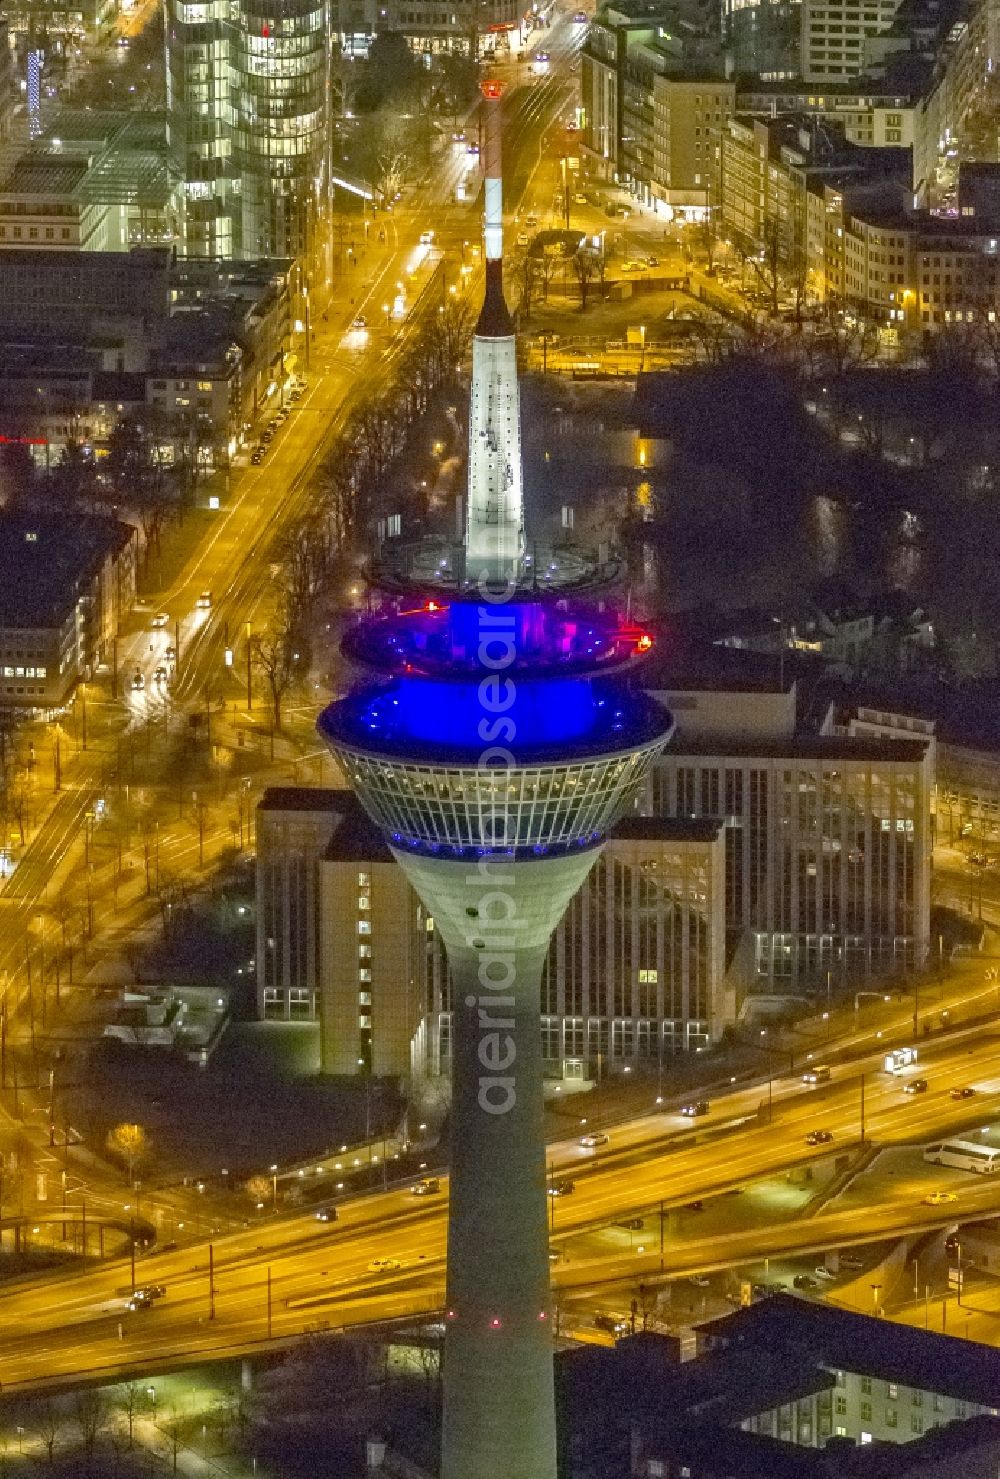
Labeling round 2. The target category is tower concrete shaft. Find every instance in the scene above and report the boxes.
[392,848,600,1479]
[465,80,525,585]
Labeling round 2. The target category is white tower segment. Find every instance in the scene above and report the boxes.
[464,80,525,585]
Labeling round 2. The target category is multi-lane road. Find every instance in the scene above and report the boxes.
[0,1025,998,1388]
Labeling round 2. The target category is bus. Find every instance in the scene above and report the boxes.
[884,1047,918,1074]
[923,1140,1000,1174]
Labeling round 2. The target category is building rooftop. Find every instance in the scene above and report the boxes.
[259,787,343,813]
[666,734,928,762]
[696,1293,1000,1407]
[324,794,395,864]
[0,157,89,197]
[0,512,132,627]
[611,815,725,843]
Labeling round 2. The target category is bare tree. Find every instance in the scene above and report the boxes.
[250,600,303,733]
[73,1390,108,1460]
[31,1397,59,1464]
[573,250,598,310]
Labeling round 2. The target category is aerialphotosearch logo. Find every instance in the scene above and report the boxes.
[468,574,521,1117]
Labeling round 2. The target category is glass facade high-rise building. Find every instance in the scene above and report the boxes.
[166,0,329,259]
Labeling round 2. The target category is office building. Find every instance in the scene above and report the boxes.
[0,113,180,254]
[0,249,293,464]
[547,1314,1000,1477]
[800,0,903,83]
[696,1295,1000,1447]
[646,715,932,992]
[257,794,734,1077]
[652,76,735,217]
[164,0,330,259]
[722,0,801,79]
[581,2,728,211]
[0,511,137,709]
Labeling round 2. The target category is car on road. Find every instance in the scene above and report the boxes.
[290,389,302,401]
[351,315,368,329]
[134,1285,165,1300]
[685,1200,705,1212]
[197,591,212,609]
[412,1177,440,1196]
[517,232,530,247]
[621,259,648,272]
[580,1132,609,1148]
[466,142,480,157]
[152,612,169,628]
[126,1294,153,1311]
[647,255,659,266]
[315,1206,338,1222]
[680,1101,710,1118]
[793,1274,819,1290]
[573,7,587,17]
[549,1178,575,1197]
[904,1078,929,1095]
[261,430,273,443]
[839,1253,864,1269]
[573,193,588,205]
[368,1257,400,1272]
[164,645,176,663]
[688,1274,711,1288]
[924,1191,958,1206]
[130,671,145,692]
[802,1065,831,1085]
[250,450,264,465]
[806,1129,834,1146]
[419,230,435,244]
[813,1266,837,1281]
[534,50,550,62]
[451,130,466,142]
[153,666,168,686]
[594,1313,629,1335]
[752,1282,785,1298]
[951,1086,976,1100]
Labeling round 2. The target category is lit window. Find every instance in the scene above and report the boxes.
[357,872,370,886]
[357,895,370,911]
[358,969,371,982]
[425,916,435,932]
[197,380,212,391]
[358,944,371,959]
[358,991,372,1006]
[357,921,371,935]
